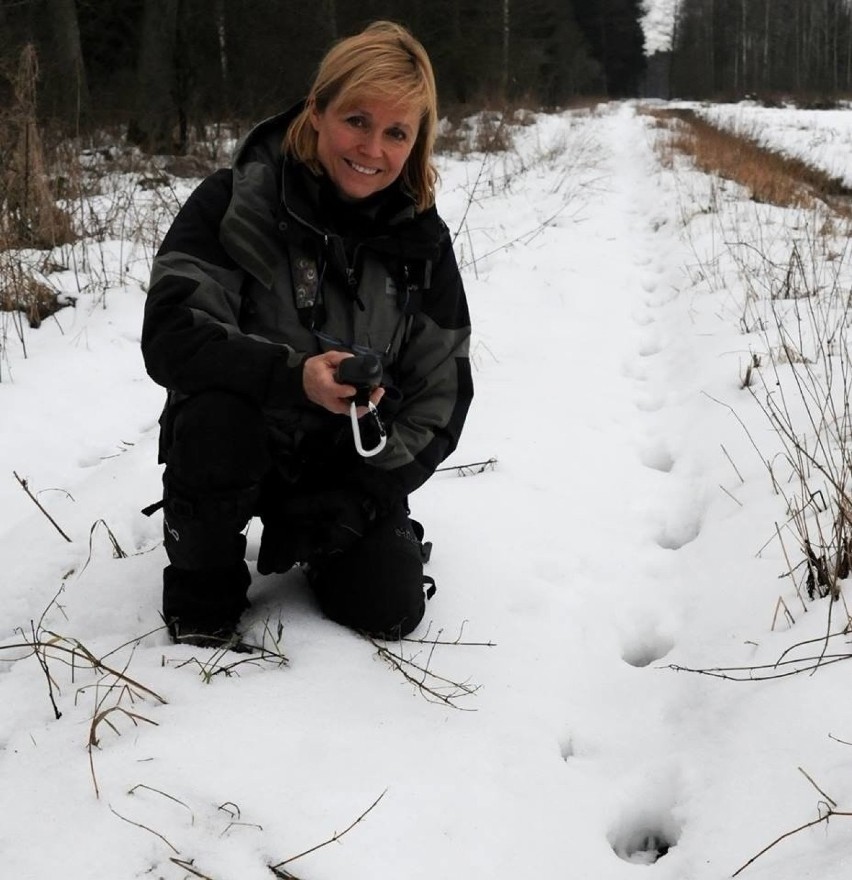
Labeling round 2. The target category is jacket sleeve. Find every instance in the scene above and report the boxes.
[349,224,474,505]
[141,169,307,410]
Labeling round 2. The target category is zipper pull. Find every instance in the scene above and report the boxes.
[346,268,366,311]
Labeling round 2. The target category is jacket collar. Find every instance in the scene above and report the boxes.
[281,157,440,260]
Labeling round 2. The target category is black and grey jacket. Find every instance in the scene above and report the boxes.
[142,108,473,508]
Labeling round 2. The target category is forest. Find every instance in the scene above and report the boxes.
[2,0,852,154]
[0,0,645,152]
[668,0,852,100]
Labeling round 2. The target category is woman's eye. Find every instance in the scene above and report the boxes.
[346,116,366,128]
[387,128,407,142]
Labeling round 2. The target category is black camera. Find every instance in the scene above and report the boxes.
[335,353,383,405]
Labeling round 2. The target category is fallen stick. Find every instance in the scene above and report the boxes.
[13,470,72,542]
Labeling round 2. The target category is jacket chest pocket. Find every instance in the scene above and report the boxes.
[349,256,409,360]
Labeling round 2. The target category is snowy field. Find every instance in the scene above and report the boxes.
[694,99,852,187]
[3,100,852,879]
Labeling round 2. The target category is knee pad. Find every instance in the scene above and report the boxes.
[310,511,428,638]
[162,477,257,570]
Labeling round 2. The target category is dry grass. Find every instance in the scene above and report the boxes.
[435,110,514,156]
[0,270,69,328]
[667,108,852,603]
[643,106,852,216]
[642,104,852,611]
[433,101,541,156]
[0,44,76,250]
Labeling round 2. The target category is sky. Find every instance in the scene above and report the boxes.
[643,0,678,54]
[3,100,852,878]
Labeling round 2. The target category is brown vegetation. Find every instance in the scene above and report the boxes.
[642,106,852,217]
[0,44,76,251]
[0,270,71,329]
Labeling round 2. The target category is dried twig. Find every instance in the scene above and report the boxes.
[88,665,159,798]
[770,596,795,631]
[269,790,387,876]
[12,470,71,541]
[3,609,167,798]
[166,618,289,682]
[267,869,302,880]
[78,518,127,576]
[732,808,852,876]
[669,624,852,681]
[109,805,180,854]
[169,859,219,880]
[435,457,497,476]
[402,619,496,647]
[668,653,852,681]
[29,620,61,719]
[450,113,509,247]
[403,635,496,647]
[129,784,195,823]
[368,633,481,710]
[798,766,837,809]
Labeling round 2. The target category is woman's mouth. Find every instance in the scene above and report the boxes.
[346,159,380,176]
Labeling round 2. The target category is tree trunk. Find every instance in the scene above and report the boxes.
[129,0,180,154]
[832,0,840,91]
[762,0,771,90]
[846,4,852,89]
[45,0,89,129]
[214,0,228,85]
[501,0,510,100]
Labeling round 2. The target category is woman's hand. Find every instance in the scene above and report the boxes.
[303,351,384,415]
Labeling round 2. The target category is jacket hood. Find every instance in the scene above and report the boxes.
[231,103,303,174]
[219,106,299,290]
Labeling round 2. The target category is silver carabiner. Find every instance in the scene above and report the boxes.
[349,400,387,458]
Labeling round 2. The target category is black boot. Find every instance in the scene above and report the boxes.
[156,391,271,649]
[161,481,256,649]
[163,555,252,650]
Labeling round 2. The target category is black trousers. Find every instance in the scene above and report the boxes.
[161,391,426,639]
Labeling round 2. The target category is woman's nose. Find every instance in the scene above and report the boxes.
[358,130,382,157]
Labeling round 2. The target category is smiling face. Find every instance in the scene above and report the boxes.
[310,95,421,201]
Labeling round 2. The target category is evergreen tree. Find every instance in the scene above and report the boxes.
[77,0,144,122]
[511,0,602,102]
[572,0,646,96]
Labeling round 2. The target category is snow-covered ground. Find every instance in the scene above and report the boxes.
[3,101,852,879]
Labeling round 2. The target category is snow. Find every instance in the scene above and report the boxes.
[4,100,852,878]
[695,101,852,188]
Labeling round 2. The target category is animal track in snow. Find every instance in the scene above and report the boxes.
[608,799,681,865]
[612,828,675,865]
[620,630,675,668]
[620,356,648,382]
[643,289,677,310]
[637,439,674,473]
[654,513,702,550]
[637,333,663,357]
[633,389,665,413]
[631,309,655,327]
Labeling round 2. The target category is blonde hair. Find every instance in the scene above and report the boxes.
[284,21,438,212]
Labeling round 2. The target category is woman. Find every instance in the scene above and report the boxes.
[142,21,473,648]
